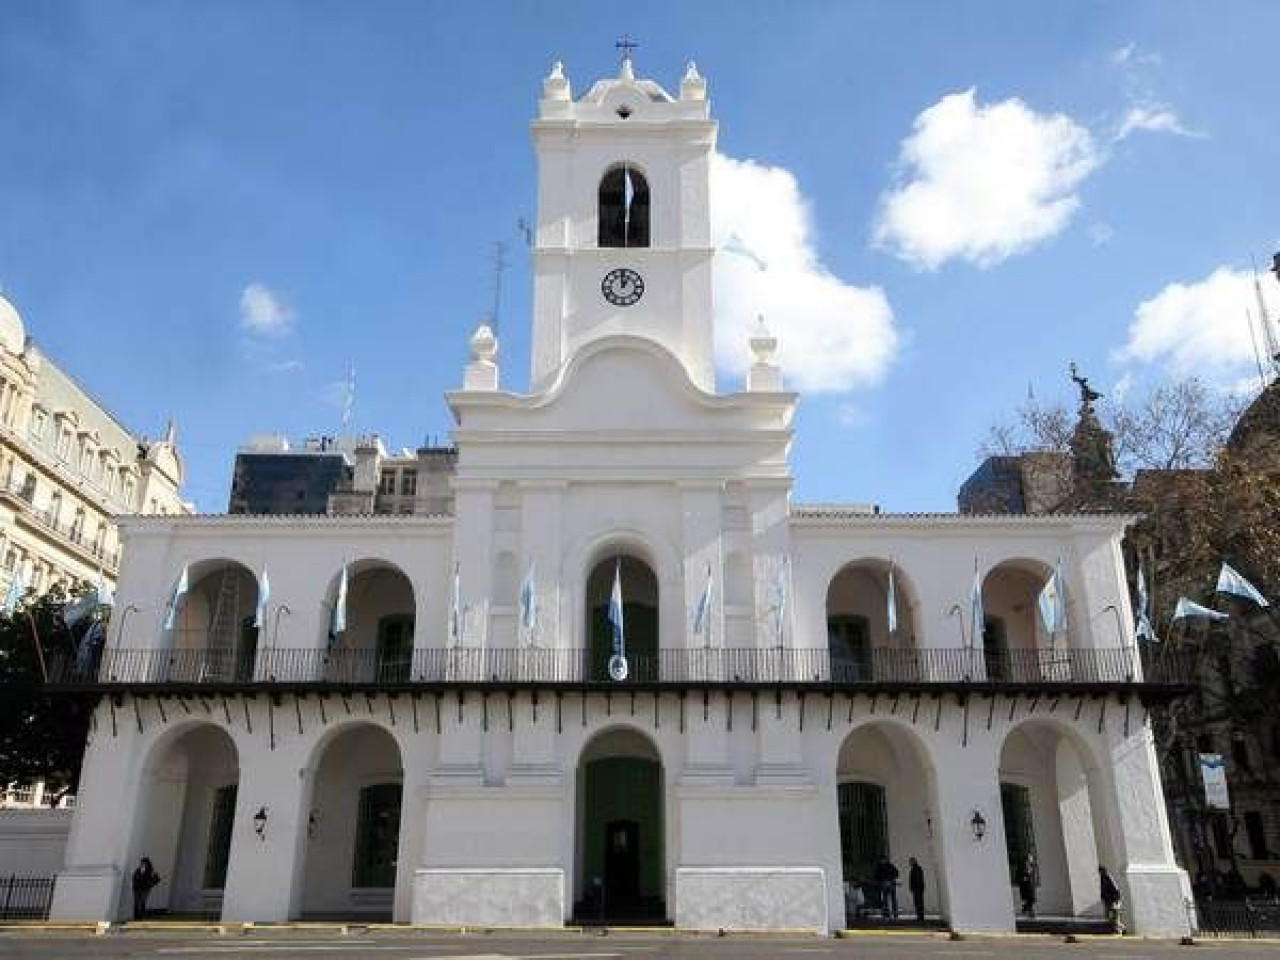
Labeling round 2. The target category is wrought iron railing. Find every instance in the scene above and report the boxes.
[46,644,1197,688]
[1194,898,1280,938]
[0,875,54,920]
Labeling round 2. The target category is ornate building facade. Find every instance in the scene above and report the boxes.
[50,59,1192,936]
[0,295,188,598]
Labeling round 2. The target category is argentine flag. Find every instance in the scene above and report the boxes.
[254,568,271,630]
[608,560,626,658]
[449,563,462,645]
[692,564,714,641]
[886,565,898,635]
[969,567,985,648]
[1135,564,1157,644]
[519,561,538,639]
[1173,597,1228,622]
[1216,563,1269,608]
[1037,561,1067,635]
[163,564,189,631]
[331,563,348,637]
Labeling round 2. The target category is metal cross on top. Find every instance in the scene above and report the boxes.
[616,34,638,63]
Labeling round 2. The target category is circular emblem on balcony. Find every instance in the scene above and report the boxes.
[608,654,629,682]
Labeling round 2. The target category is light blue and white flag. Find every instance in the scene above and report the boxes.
[969,566,985,648]
[163,564,189,631]
[692,564,714,641]
[721,233,769,272]
[2,565,27,617]
[772,558,789,645]
[449,562,462,645]
[1173,597,1229,622]
[1135,564,1157,644]
[623,167,635,222]
[75,619,105,675]
[886,565,899,635]
[95,565,114,610]
[1216,563,1269,608]
[254,569,271,630]
[330,563,348,637]
[1038,561,1067,635]
[608,560,627,676]
[62,590,98,629]
[519,561,538,638]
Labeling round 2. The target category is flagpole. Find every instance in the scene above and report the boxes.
[26,608,48,684]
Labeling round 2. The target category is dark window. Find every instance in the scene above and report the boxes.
[400,470,417,497]
[1231,733,1251,773]
[352,783,402,888]
[1212,814,1233,860]
[203,784,238,889]
[376,615,414,683]
[985,616,1011,682]
[828,615,871,682]
[598,165,650,248]
[1197,733,1215,754]
[1001,782,1038,885]
[378,471,396,496]
[1245,811,1269,861]
[838,781,888,886]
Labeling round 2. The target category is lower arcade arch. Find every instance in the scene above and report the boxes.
[836,723,945,925]
[127,724,240,919]
[574,727,666,923]
[298,724,405,920]
[997,721,1119,919]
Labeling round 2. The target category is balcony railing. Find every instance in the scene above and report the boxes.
[46,645,1197,690]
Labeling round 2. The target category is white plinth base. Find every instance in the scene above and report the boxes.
[1125,864,1193,937]
[49,867,122,921]
[412,867,564,927]
[675,866,827,933]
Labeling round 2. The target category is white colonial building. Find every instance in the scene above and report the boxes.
[50,58,1192,936]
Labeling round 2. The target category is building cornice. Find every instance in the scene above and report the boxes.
[117,513,455,533]
[792,505,1139,533]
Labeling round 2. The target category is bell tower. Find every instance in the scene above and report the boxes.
[529,56,718,392]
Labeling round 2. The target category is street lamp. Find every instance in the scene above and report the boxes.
[970,810,987,842]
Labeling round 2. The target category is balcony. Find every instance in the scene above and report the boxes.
[46,645,1197,696]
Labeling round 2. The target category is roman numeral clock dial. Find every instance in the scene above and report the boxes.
[601,267,645,306]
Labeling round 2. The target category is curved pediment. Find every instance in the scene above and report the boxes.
[448,335,794,436]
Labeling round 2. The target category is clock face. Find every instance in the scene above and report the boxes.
[601,267,645,307]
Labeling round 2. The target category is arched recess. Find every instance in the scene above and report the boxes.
[322,561,415,682]
[826,561,921,682]
[299,723,405,920]
[574,727,665,923]
[585,553,659,682]
[598,164,650,248]
[127,724,240,919]
[997,720,1118,920]
[167,560,260,682]
[981,560,1055,682]
[836,722,945,925]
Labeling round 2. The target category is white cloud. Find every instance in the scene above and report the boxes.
[1116,266,1280,385]
[239,281,295,337]
[1110,43,1162,68]
[873,89,1100,270]
[711,154,899,393]
[1089,222,1116,246]
[1115,104,1202,141]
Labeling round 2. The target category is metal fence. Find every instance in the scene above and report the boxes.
[1194,899,1280,938]
[0,875,54,920]
[47,644,1196,689]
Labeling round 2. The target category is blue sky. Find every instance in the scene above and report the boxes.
[2,1,1278,511]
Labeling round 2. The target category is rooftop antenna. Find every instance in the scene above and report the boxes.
[489,240,509,336]
[341,363,356,434]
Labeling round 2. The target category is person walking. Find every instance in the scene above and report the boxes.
[131,857,161,920]
[1099,866,1123,932]
[873,855,900,919]
[1015,856,1037,918]
[908,856,926,922]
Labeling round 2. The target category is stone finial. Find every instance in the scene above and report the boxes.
[747,315,783,391]
[464,322,499,391]
[619,56,635,83]
[681,60,707,101]
[543,60,571,100]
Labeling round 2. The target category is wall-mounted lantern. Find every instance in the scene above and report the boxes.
[970,810,987,842]
[253,806,269,841]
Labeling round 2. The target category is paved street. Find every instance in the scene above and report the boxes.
[0,930,1277,960]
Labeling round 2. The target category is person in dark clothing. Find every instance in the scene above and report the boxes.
[873,855,900,919]
[1099,866,1123,931]
[908,856,926,922]
[1015,856,1036,918]
[131,857,161,920]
